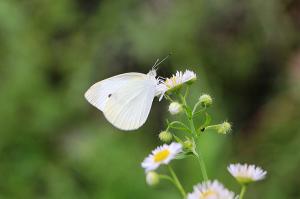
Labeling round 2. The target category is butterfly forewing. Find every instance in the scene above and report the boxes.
[84,73,147,111]
[103,77,156,131]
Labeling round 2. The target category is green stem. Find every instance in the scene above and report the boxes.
[179,91,209,181]
[158,174,175,183]
[168,121,191,133]
[170,127,191,132]
[168,165,186,198]
[239,185,247,199]
[184,86,190,99]
[164,95,174,102]
[192,108,206,119]
[192,101,201,115]
[188,117,197,136]
[189,117,209,181]
[195,139,209,181]
[179,94,187,107]
[205,124,218,129]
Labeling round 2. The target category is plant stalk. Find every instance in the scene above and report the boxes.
[179,91,209,181]
[168,165,186,198]
[188,118,209,181]
[239,185,247,199]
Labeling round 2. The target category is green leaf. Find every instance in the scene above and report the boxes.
[175,152,194,160]
[173,134,184,144]
[185,106,193,118]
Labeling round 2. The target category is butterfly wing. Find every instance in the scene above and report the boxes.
[103,77,156,131]
[84,73,146,111]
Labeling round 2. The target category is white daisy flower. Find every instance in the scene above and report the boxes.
[227,163,267,184]
[187,180,236,199]
[157,70,197,99]
[141,142,182,172]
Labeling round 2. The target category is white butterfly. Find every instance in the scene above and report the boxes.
[85,59,167,131]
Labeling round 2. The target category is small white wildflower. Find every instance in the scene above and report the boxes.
[159,130,173,142]
[157,70,197,99]
[146,171,160,186]
[187,180,236,199]
[227,163,267,184]
[141,142,182,172]
[168,102,183,115]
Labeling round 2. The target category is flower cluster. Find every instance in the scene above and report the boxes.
[140,69,267,199]
[86,64,269,199]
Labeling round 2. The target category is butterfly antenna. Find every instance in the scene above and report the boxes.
[152,59,160,69]
[153,53,172,70]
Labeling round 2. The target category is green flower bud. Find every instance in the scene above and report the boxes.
[217,121,232,134]
[159,131,173,142]
[183,140,193,150]
[146,171,160,186]
[168,102,183,115]
[199,94,213,107]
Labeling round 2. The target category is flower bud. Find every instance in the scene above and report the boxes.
[183,140,193,150]
[168,102,183,115]
[217,121,231,134]
[146,171,160,186]
[159,131,173,142]
[199,94,213,107]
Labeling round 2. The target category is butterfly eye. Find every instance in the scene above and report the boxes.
[108,94,112,98]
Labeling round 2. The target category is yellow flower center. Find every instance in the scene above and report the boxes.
[166,77,180,88]
[200,190,217,199]
[154,149,170,162]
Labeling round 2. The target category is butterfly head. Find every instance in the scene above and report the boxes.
[147,69,157,77]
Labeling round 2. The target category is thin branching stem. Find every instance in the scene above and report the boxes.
[159,174,175,184]
[192,101,201,115]
[168,165,186,198]
[184,86,190,99]
[192,108,206,119]
[164,95,174,102]
[168,121,191,133]
[178,88,209,181]
[188,117,209,181]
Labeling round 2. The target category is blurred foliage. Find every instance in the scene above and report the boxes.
[0,0,300,198]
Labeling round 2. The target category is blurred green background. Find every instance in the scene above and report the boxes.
[1,0,300,198]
